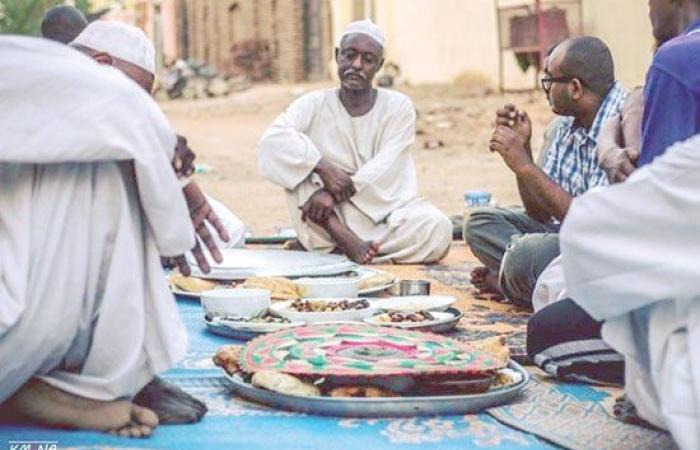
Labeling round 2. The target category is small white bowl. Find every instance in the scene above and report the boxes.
[201,288,271,318]
[294,276,359,299]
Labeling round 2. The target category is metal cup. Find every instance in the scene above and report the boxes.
[399,280,431,296]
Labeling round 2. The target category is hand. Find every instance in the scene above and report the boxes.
[300,189,335,224]
[598,146,639,183]
[314,159,356,203]
[490,125,535,174]
[173,134,196,178]
[182,181,230,273]
[495,104,532,145]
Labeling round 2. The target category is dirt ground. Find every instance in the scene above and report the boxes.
[160,82,553,236]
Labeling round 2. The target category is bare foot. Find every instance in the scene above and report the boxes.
[470,266,504,300]
[2,378,156,437]
[343,240,380,264]
[133,377,207,424]
[312,213,380,264]
[109,404,159,438]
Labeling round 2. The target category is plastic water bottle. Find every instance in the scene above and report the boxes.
[464,190,494,209]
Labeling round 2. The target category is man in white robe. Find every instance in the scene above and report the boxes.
[70,20,247,255]
[258,20,451,264]
[0,36,195,437]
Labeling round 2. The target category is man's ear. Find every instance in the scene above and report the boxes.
[569,78,584,101]
[377,57,385,72]
[93,52,113,66]
[334,47,339,63]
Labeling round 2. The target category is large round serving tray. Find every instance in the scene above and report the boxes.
[223,360,528,417]
[186,249,357,280]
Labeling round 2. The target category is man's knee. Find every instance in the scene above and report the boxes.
[463,207,506,247]
[420,212,453,262]
[500,234,559,304]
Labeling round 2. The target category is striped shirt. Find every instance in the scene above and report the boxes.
[543,81,628,197]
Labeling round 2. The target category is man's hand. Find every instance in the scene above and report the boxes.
[490,125,535,175]
[314,159,355,203]
[496,104,532,146]
[599,146,639,183]
[300,189,336,224]
[181,181,230,273]
[173,135,196,178]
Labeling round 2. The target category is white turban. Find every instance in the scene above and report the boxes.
[71,20,155,74]
[340,19,384,48]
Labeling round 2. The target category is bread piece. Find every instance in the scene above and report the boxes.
[213,344,242,375]
[170,273,217,293]
[251,370,320,397]
[357,270,396,291]
[239,277,300,301]
[328,386,399,398]
[472,336,510,366]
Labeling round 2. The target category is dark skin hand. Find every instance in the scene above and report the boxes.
[173,135,196,178]
[169,181,230,276]
[491,104,572,222]
[313,159,355,203]
[300,189,336,224]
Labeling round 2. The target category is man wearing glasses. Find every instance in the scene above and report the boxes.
[465,36,628,307]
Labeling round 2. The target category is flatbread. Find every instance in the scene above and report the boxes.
[472,336,510,366]
[251,370,320,397]
[239,276,300,301]
[358,270,396,291]
[213,344,242,375]
[170,273,218,293]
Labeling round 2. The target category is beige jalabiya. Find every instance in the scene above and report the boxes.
[258,88,451,263]
[0,37,194,402]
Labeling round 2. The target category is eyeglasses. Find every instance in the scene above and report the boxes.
[540,76,577,92]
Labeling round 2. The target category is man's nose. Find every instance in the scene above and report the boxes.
[351,54,363,69]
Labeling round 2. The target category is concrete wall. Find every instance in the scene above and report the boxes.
[331,0,653,89]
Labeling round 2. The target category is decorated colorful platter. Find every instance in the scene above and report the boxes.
[268,298,378,324]
[204,314,303,340]
[223,359,527,417]
[372,295,456,312]
[364,307,462,333]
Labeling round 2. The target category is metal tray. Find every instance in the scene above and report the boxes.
[223,360,528,417]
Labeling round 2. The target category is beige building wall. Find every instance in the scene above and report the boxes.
[331,0,653,89]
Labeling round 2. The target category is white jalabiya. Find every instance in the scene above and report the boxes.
[206,194,247,248]
[0,37,194,402]
[560,134,700,449]
[531,255,568,312]
[258,88,451,263]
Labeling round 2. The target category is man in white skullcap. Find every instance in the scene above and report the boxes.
[259,20,451,263]
[72,20,248,255]
[0,35,194,437]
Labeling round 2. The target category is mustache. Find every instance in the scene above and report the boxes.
[342,69,367,80]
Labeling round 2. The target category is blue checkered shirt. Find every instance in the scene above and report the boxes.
[543,81,628,197]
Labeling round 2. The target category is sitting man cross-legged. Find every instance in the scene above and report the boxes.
[465,36,627,306]
[258,20,452,264]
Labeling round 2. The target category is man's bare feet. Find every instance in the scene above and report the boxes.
[1,378,157,438]
[134,377,207,424]
[470,266,505,300]
[311,213,380,264]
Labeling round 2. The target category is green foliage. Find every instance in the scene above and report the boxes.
[0,0,91,36]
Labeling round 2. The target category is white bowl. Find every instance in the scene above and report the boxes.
[294,276,359,299]
[372,295,456,312]
[269,298,375,324]
[201,288,271,318]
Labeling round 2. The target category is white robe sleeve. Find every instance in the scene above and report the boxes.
[351,97,417,223]
[258,93,323,190]
[560,134,700,321]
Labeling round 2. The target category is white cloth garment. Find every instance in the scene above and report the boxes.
[0,36,193,401]
[206,194,247,248]
[71,20,156,74]
[341,19,385,47]
[531,255,568,312]
[258,88,451,263]
[560,134,700,449]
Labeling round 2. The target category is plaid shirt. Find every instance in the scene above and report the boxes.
[543,81,628,197]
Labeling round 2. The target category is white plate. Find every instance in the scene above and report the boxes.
[214,317,304,333]
[372,296,456,312]
[364,311,456,329]
[186,249,357,280]
[269,298,377,324]
[356,268,399,295]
